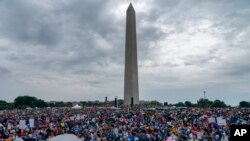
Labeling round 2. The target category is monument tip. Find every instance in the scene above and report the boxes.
[127,3,134,11]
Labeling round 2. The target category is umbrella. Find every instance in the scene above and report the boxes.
[50,134,81,141]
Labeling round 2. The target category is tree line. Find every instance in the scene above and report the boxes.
[164,99,228,108]
[165,99,250,108]
[0,96,249,110]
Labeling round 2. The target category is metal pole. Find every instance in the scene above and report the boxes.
[116,96,118,110]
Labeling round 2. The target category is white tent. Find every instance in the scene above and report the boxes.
[72,104,82,109]
[26,107,33,110]
[50,134,82,141]
[110,106,121,110]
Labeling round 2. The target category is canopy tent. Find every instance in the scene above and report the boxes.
[110,106,119,109]
[25,107,33,110]
[72,104,82,109]
[50,134,82,141]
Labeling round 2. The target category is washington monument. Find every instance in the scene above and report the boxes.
[124,3,139,106]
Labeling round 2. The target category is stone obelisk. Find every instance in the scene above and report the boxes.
[124,3,139,106]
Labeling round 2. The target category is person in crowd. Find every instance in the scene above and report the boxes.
[0,107,249,141]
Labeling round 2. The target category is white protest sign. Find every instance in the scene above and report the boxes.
[81,114,87,119]
[70,116,75,121]
[7,122,13,130]
[197,131,203,139]
[76,115,81,120]
[29,119,35,128]
[208,117,216,123]
[19,120,26,129]
[217,117,227,126]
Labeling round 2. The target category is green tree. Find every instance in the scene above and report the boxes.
[197,98,213,108]
[239,101,249,107]
[80,101,87,106]
[66,102,73,107]
[184,101,192,107]
[175,102,185,107]
[35,99,48,108]
[0,100,14,110]
[211,99,227,108]
[14,96,47,108]
[0,100,7,104]
[164,102,168,106]
[55,101,65,107]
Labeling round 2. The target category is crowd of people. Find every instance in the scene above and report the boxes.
[0,106,249,141]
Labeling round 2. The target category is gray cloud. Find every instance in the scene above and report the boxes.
[0,66,11,78]
[0,0,249,105]
[0,1,61,46]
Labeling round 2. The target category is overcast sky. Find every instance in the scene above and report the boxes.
[0,0,249,105]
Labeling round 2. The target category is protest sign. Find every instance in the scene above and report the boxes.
[19,120,26,129]
[29,119,35,128]
[217,117,227,126]
[7,122,13,130]
[76,114,81,120]
[208,117,216,123]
